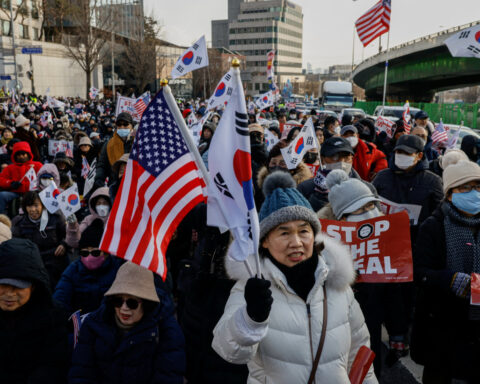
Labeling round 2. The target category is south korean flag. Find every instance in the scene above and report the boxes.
[445,25,480,59]
[280,118,319,170]
[207,68,236,110]
[171,35,209,79]
[255,90,275,110]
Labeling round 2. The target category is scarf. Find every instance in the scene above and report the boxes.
[106,133,125,166]
[268,252,319,302]
[1,137,11,146]
[443,202,480,274]
[313,168,331,194]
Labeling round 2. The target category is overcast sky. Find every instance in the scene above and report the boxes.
[146,0,479,70]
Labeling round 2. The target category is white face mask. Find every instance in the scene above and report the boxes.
[346,136,358,149]
[346,207,381,222]
[96,204,110,217]
[395,153,416,170]
[324,161,352,175]
[40,179,53,188]
[334,126,341,135]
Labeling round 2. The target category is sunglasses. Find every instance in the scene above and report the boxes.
[111,297,141,310]
[79,249,102,257]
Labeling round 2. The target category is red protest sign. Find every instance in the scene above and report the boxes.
[319,212,413,283]
[471,273,480,306]
[281,123,302,139]
[375,116,395,139]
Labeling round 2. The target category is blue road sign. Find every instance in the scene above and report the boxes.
[21,47,42,54]
[0,75,11,80]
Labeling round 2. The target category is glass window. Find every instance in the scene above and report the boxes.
[33,27,39,40]
[2,20,10,36]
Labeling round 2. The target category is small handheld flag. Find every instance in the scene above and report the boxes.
[280,118,319,170]
[171,36,209,79]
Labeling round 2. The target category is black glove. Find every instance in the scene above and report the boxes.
[244,277,273,322]
[10,181,22,190]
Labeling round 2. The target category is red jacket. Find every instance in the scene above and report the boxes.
[352,139,387,182]
[0,141,43,193]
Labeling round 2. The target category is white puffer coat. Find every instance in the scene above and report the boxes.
[212,234,377,384]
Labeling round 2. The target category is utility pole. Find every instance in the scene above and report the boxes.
[9,0,18,90]
[111,0,116,101]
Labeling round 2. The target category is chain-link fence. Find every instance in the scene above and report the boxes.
[355,101,479,130]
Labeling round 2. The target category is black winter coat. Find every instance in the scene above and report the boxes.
[69,289,185,384]
[372,157,443,242]
[0,238,69,384]
[411,203,480,381]
[12,212,68,289]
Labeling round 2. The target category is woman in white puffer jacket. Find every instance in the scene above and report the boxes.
[212,172,377,384]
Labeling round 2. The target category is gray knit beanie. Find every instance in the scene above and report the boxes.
[259,171,320,239]
[326,170,379,219]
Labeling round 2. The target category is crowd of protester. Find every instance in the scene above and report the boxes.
[1,92,480,383]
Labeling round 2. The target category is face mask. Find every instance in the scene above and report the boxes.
[334,126,341,135]
[395,153,416,170]
[346,207,381,222]
[116,128,130,138]
[96,204,110,217]
[346,136,358,149]
[323,161,352,175]
[290,115,297,120]
[269,166,288,173]
[303,152,318,164]
[81,255,105,270]
[40,179,52,188]
[451,190,480,215]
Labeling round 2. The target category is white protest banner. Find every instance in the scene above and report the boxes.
[378,196,422,225]
[375,116,395,138]
[39,182,61,213]
[280,118,318,170]
[48,140,75,157]
[115,95,140,122]
[171,35,209,79]
[320,212,413,283]
[57,184,81,217]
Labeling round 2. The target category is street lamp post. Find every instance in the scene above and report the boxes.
[9,0,18,90]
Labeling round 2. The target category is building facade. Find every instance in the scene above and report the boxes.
[212,0,304,96]
[156,40,192,98]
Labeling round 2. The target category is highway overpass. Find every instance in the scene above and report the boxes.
[353,20,480,102]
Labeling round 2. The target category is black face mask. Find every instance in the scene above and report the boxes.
[303,152,318,164]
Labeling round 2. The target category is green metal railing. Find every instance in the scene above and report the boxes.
[355,101,479,130]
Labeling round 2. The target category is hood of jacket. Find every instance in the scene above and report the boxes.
[37,163,60,189]
[225,233,355,292]
[11,141,33,164]
[0,238,52,299]
[257,162,313,190]
[88,186,111,216]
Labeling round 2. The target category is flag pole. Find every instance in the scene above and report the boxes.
[351,24,356,80]
[381,31,390,108]
[162,76,257,277]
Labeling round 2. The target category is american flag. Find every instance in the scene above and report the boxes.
[65,142,73,158]
[100,89,206,279]
[431,121,448,147]
[402,101,411,134]
[356,0,391,47]
[134,92,151,117]
[81,157,90,179]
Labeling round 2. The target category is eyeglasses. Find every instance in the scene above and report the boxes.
[111,297,141,310]
[79,249,102,257]
[455,184,480,193]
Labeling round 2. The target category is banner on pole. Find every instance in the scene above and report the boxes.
[320,212,413,283]
[115,95,141,122]
[48,140,74,156]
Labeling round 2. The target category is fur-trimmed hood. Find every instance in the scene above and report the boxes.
[257,163,313,190]
[225,233,355,292]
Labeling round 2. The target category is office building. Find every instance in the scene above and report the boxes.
[212,0,304,96]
